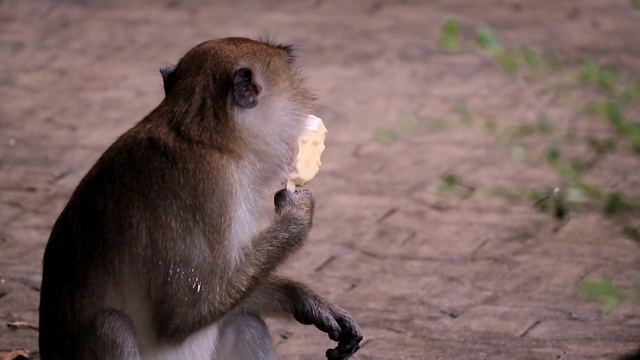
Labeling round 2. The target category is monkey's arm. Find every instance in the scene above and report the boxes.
[243,275,363,360]
[152,189,314,341]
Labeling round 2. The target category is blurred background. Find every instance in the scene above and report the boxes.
[1,0,639,359]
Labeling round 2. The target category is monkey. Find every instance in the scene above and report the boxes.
[38,37,362,360]
[159,66,176,97]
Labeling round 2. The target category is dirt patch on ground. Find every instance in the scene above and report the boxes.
[1,0,639,359]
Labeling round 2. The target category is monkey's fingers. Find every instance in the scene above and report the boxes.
[291,189,315,226]
[292,188,313,200]
[294,310,341,341]
[325,336,361,360]
[326,313,362,359]
[325,343,360,360]
[274,189,295,214]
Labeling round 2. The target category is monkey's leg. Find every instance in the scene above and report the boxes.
[215,312,278,360]
[77,309,140,360]
[243,276,362,360]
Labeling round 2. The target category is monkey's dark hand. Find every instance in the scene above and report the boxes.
[325,310,362,360]
[294,305,362,360]
[274,189,314,224]
[274,188,295,215]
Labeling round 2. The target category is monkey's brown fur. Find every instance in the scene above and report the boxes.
[39,38,361,360]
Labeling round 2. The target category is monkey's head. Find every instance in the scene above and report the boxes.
[159,38,315,168]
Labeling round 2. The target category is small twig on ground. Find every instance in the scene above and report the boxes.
[6,321,39,331]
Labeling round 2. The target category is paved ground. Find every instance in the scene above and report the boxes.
[1,0,639,359]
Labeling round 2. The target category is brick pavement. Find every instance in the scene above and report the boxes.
[1,1,639,359]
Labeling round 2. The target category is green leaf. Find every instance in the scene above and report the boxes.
[522,187,549,202]
[442,174,459,187]
[476,26,502,51]
[591,101,640,154]
[524,187,553,213]
[374,127,399,142]
[579,279,623,313]
[604,191,638,216]
[579,278,617,297]
[561,128,578,143]
[429,118,448,132]
[598,68,617,90]
[622,83,640,102]
[537,112,553,132]
[623,226,640,243]
[605,101,624,127]
[484,117,498,133]
[510,144,528,162]
[633,0,640,10]
[400,114,418,130]
[579,59,600,84]
[510,124,538,138]
[488,186,520,202]
[441,18,460,53]
[546,144,561,163]
[578,59,618,90]
[521,47,540,70]
[543,47,564,69]
[558,162,584,180]
[438,174,474,198]
[601,295,621,312]
[565,186,588,203]
[495,50,518,75]
[455,103,474,125]
[631,132,640,154]
[586,137,616,155]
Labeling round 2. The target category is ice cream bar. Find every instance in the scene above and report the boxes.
[287,115,328,191]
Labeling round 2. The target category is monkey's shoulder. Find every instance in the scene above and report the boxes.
[71,129,228,207]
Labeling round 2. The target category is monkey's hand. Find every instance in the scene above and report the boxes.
[244,278,362,359]
[274,188,314,226]
[294,305,362,360]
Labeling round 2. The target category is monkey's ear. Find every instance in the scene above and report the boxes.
[159,66,176,96]
[233,67,261,109]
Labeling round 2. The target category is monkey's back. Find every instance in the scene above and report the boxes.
[39,118,234,358]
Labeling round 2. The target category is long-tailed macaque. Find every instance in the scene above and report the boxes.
[39,37,362,360]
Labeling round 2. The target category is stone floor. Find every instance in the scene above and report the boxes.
[1,0,639,359]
